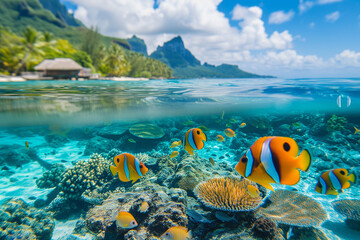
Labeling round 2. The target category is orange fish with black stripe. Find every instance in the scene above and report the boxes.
[235,136,311,191]
[171,128,207,155]
[110,153,148,183]
[315,168,356,195]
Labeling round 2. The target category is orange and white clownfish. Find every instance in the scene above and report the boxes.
[235,136,311,191]
[315,168,356,195]
[109,153,148,183]
[180,128,207,155]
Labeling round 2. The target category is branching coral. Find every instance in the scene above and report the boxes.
[194,177,263,212]
[36,163,66,189]
[58,154,112,199]
[332,199,360,230]
[257,190,327,227]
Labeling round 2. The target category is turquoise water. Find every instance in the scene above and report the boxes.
[0,78,359,239]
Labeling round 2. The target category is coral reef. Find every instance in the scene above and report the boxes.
[0,144,34,166]
[84,183,187,239]
[326,115,347,132]
[84,136,115,155]
[0,199,55,240]
[36,163,66,189]
[59,154,112,200]
[332,199,360,230]
[257,190,327,227]
[44,134,69,147]
[252,217,277,239]
[194,177,263,212]
[129,123,165,139]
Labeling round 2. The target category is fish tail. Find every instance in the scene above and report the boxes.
[109,165,118,176]
[355,127,359,134]
[348,173,356,183]
[296,149,311,172]
[327,188,339,195]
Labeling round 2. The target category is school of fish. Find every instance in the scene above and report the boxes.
[107,115,357,238]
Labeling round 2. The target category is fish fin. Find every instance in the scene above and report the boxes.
[355,127,359,134]
[109,165,118,176]
[132,178,138,184]
[185,145,194,155]
[348,173,356,183]
[188,230,192,239]
[327,188,339,195]
[296,149,311,171]
[342,181,350,189]
[257,181,275,192]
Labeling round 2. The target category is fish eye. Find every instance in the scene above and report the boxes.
[283,142,290,152]
[116,158,120,163]
[131,220,136,226]
[197,130,200,135]
[316,182,321,188]
[340,170,345,175]
[241,157,248,163]
[165,233,171,236]
[140,164,143,168]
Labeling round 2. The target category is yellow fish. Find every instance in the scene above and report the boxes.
[247,185,260,198]
[240,123,246,128]
[354,127,360,135]
[25,141,29,150]
[128,138,136,143]
[235,136,311,191]
[224,128,235,138]
[199,125,208,131]
[209,157,215,166]
[161,226,191,240]
[216,135,225,142]
[170,141,181,148]
[109,153,148,183]
[139,201,149,213]
[116,211,138,229]
[315,168,356,195]
[170,151,179,158]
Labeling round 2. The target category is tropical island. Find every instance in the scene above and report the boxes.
[0,0,267,80]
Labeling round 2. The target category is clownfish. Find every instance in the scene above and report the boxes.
[180,128,207,155]
[161,226,191,240]
[116,211,138,229]
[109,153,148,183]
[216,135,224,142]
[315,168,356,195]
[224,128,235,138]
[235,136,311,191]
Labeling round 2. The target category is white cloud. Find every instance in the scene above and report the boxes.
[309,22,315,28]
[317,0,342,4]
[299,0,343,14]
[268,10,295,24]
[333,50,360,67]
[325,11,340,22]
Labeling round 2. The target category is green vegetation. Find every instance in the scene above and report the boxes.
[0,27,172,78]
[127,35,148,56]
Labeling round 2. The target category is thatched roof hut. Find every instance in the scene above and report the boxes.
[35,58,82,79]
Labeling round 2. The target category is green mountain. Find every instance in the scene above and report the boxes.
[0,0,129,48]
[39,0,81,27]
[150,36,268,78]
[127,35,148,56]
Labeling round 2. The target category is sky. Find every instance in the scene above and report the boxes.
[60,0,360,78]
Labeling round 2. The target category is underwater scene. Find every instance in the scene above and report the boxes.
[0,78,359,240]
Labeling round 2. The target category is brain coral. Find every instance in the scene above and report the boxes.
[129,123,165,139]
[194,177,263,212]
[332,199,360,230]
[257,190,327,227]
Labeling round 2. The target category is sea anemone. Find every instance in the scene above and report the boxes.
[332,199,360,230]
[194,177,263,212]
[257,190,327,227]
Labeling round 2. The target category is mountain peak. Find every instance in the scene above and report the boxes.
[151,36,200,68]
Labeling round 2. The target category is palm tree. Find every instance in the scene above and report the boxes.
[101,44,131,76]
[15,26,45,74]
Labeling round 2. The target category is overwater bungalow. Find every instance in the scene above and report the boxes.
[34,58,83,79]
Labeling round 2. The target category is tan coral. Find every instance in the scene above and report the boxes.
[194,177,263,212]
[257,190,327,227]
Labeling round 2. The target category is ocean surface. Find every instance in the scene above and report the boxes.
[0,78,359,240]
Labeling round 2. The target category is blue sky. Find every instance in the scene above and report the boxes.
[61,0,360,78]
